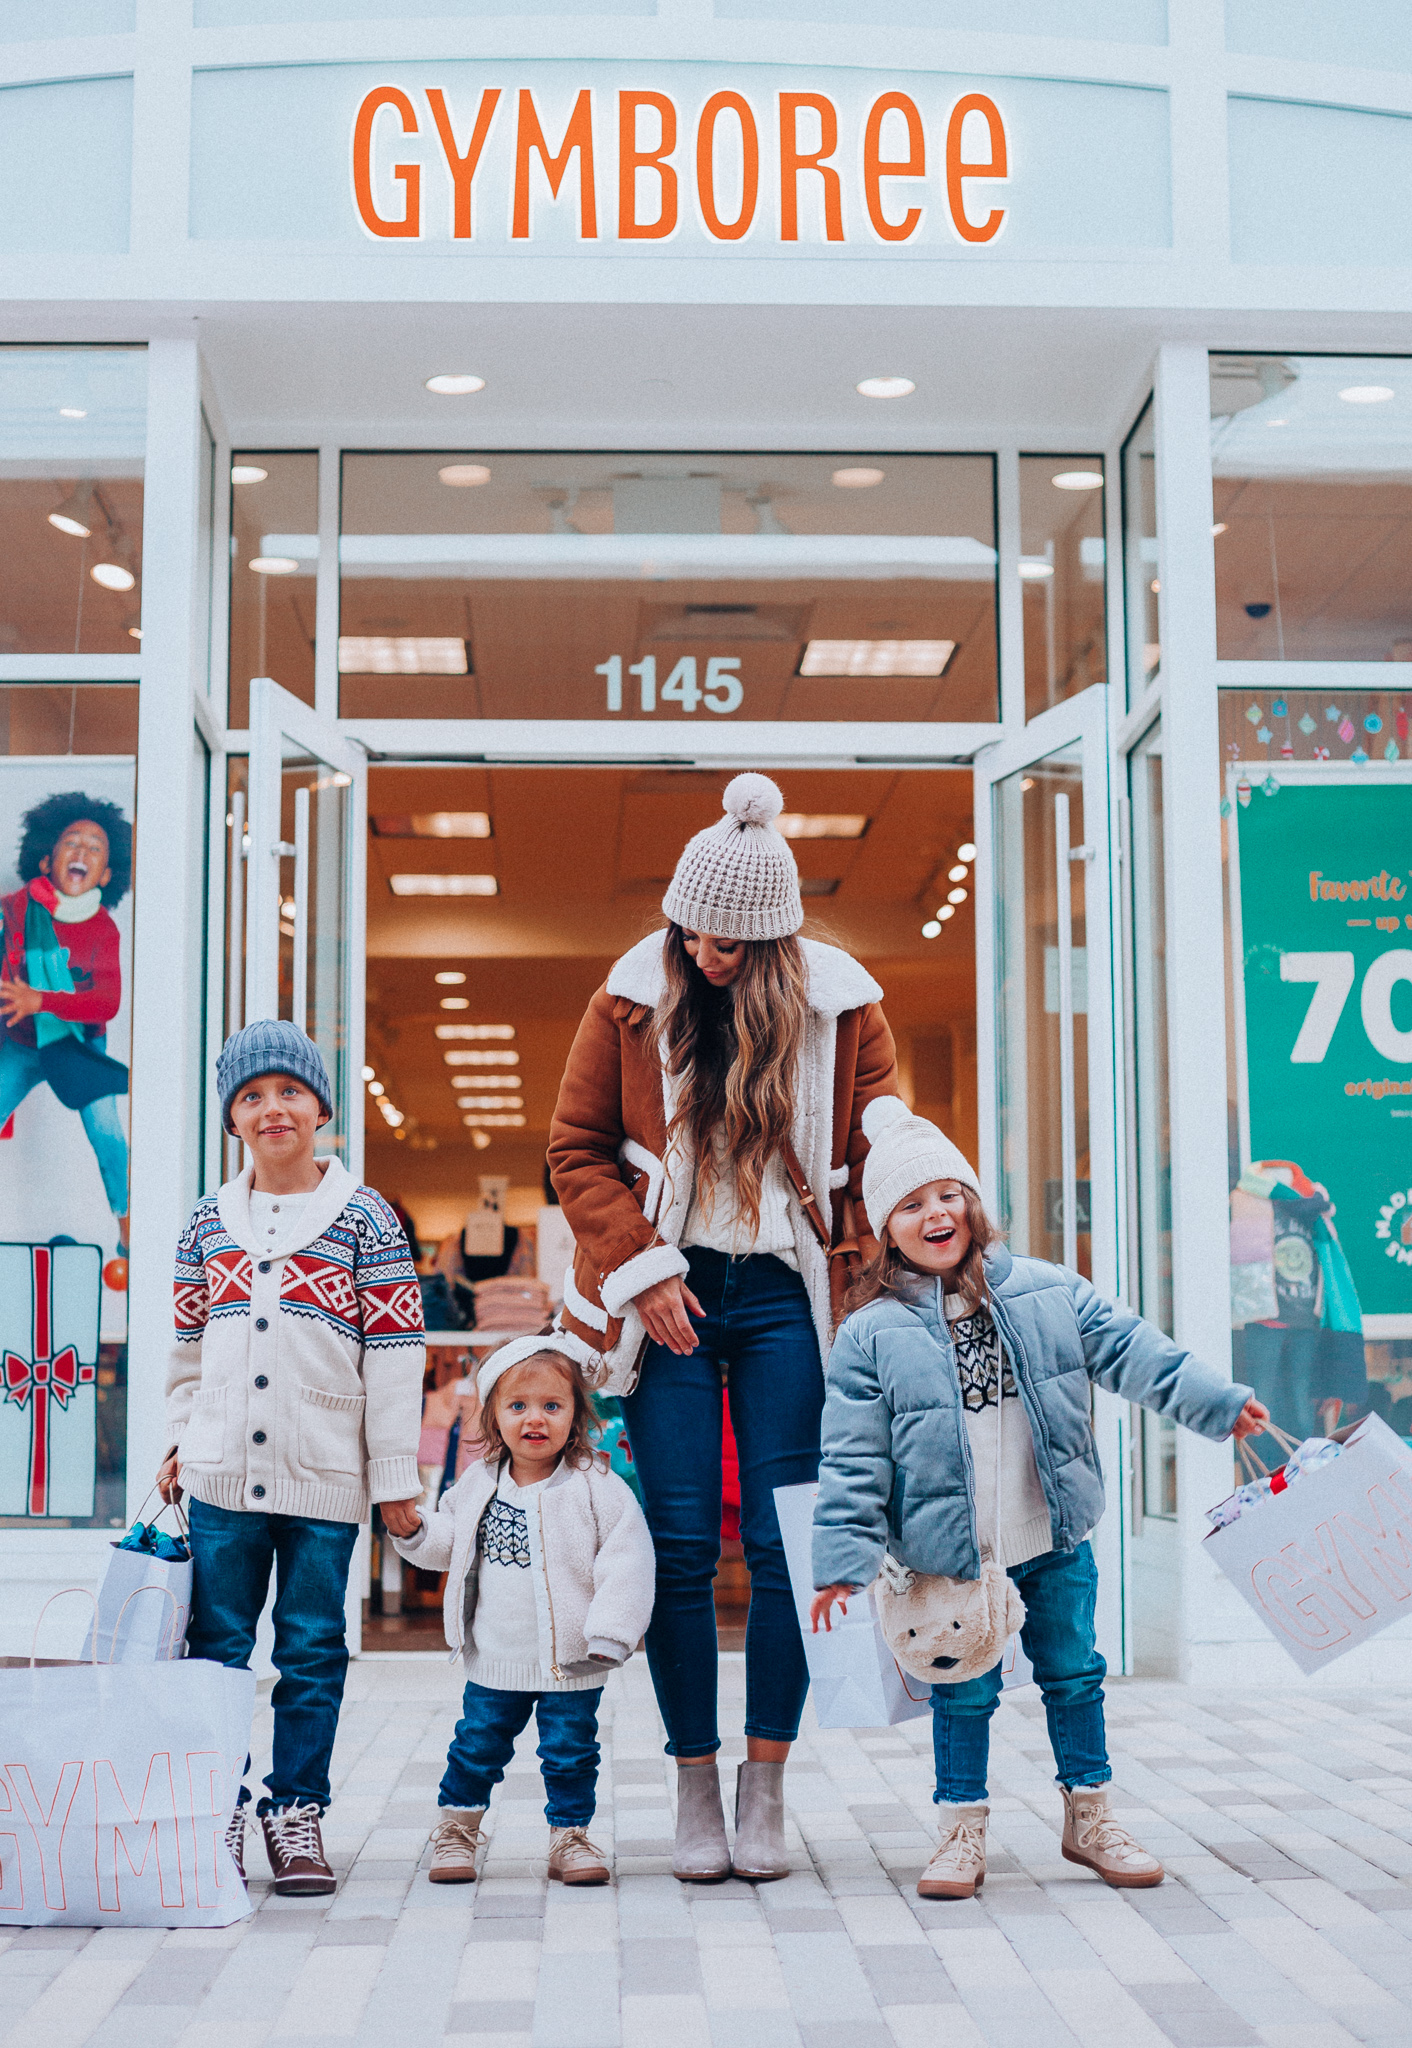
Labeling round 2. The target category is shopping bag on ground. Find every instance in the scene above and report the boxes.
[1205,1412,1412,1674]
[774,1482,929,1727]
[84,1499,192,1663]
[0,1591,253,1927]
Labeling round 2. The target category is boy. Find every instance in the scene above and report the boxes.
[159,1018,425,1894]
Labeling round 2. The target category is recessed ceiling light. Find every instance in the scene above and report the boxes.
[1212,522,1228,537]
[390,873,497,896]
[426,374,486,395]
[1149,578,1160,594]
[91,562,135,591]
[463,1113,526,1128]
[128,625,142,640]
[922,920,942,939]
[368,1080,385,1096]
[1339,385,1394,403]
[458,1095,524,1111]
[440,996,470,1009]
[58,406,86,419]
[832,467,885,488]
[361,1065,375,1081]
[957,841,976,861]
[856,376,914,399]
[48,510,91,538]
[437,1024,515,1040]
[948,864,968,882]
[250,555,299,575]
[439,463,492,486]
[799,639,953,678]
[1266,418,1288,428]
[231,464,268,485]
[775,814,869,839]
[1018,560,1054,581]
[435,970,467,985]
[939,904,956,921]
[1051,470,1103,491]
[471,1129,493,1150]
[445,1048,519,1066]
[373,812,491,839]
[339,636,468,675]
[947,887,968,905]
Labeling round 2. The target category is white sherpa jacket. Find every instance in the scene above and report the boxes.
[393,1455,656,1689]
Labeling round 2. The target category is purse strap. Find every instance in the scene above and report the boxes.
[780,1137,831,1254]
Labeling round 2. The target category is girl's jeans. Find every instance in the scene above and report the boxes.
[621,1247,823,1756]
[0,1040,129,1216]
[440,1682,604,1827]
[930,1541,1110,1802]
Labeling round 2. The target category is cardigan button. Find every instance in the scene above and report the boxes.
[254,1375,268,1389]
[258,1260,271,1274]
[252,1430,266,1445]
[255,1317,268,1332]
[251,1485,266,1499]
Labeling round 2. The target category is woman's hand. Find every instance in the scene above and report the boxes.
[1232,1396,1272,1441]
[381,1498,422,1539]
[810,1585,856,1633]
[0,976,43,1023]
[156,1453,182,1506]
[636,1275,704,1355]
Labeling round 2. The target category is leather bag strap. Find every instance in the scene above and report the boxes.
[779,1137,832,1254]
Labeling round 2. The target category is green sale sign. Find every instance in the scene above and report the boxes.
[1230,769,1412,1334]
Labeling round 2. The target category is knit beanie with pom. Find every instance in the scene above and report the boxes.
[861,1095,982,1239]
[662,772,803,941]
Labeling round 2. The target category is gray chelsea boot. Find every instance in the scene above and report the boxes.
[673,1760,731,1882]
[732,1760,789,1882]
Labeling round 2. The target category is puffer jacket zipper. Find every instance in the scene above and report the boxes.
[536,1494,566,1680]
[986,1283,1065,1548]
[934,1279,983,1579]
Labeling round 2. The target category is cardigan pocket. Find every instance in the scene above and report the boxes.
[181,1385,227,1465]
[298,1385,366,1478]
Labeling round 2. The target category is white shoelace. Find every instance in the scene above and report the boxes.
[432,1814,482,1854]
[224,1809,245,1854]
[554,1827,605,1863]
[267,1801,324,1861]
[935,1818,986,1865]
[1074,1807,1149,1862]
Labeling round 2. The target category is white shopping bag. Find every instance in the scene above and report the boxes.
[85,1549,192,1664]
[0,1594,253,1927]
[775,1483,1032,1728]
[1205,1412,1412,1675]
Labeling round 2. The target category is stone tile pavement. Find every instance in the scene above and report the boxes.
[8,1653,1412,2047]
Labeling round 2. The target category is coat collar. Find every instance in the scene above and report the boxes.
[605,928,882,1020]
[217,1153,356,1261]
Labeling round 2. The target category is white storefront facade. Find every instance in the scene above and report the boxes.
[4,0,1412,1687]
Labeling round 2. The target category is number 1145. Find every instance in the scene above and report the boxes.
[594,655,743,715]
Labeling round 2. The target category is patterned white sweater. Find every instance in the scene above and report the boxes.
[165,1157,426,1524]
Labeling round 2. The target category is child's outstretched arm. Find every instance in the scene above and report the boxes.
[1059,1271,1259,1440]
[811,1320,896,1597]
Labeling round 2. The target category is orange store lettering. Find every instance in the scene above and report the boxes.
[350,83,1009,246]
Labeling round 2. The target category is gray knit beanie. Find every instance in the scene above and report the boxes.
[662,773,802,941]
[217,1018,334,1134]
[862,1095,981,1239]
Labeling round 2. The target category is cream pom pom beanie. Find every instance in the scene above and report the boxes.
[861,1095,982,1239]
[662,772,803,941]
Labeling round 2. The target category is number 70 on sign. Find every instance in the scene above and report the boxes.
[1282,950,1412,1061]
[595,655,743,715]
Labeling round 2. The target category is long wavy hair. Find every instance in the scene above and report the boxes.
[649,921,811,1236]
[845,1186,1001,1319]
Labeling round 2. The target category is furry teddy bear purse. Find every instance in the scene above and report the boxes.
[874,1318,1027,1685]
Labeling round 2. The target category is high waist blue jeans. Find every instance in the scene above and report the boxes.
[440,1682,604,1827]
[929,1540,1110,1802]
[186,1497,359,1815]
[0,1039,128,1217]
[620,1247,823,1757]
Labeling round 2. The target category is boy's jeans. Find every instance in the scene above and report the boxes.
[440,1682,604,1828]
[0,1039,129,1217]
[186,1497,359,1815]
[930,1541,1110,1803]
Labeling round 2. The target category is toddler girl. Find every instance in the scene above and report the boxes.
[811,1098,1268,1899]
[393,1335,655,1887]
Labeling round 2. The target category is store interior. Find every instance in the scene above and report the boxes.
[357,763,978,1643]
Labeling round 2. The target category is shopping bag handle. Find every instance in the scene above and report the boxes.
[1251,1421,1301,1455]
[128,1484,189,1538]
[1235,1439,1271,1484]
[109,1582,186,1661]
[29,1587,100,1667]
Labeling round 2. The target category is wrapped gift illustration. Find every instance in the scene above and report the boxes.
[0,1241,101,1518]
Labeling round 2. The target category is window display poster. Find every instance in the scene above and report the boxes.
[0,759,133,1523]
[1230,768,1412,1335]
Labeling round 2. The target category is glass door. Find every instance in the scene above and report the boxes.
[974,685,1127,1663]
[244,677,367,1177]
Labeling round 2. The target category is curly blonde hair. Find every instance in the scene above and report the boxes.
[479,1354,601,1473]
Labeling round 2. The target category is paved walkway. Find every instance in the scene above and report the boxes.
[7,1654,1412,2048]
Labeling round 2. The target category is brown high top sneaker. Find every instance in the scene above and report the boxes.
[261,1802,337,1896]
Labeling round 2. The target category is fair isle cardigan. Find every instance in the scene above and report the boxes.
[165,1157,426,1524]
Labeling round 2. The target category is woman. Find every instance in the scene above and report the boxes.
[548,773,898,1882]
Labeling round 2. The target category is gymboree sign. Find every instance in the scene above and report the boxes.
[351,81,1009,248]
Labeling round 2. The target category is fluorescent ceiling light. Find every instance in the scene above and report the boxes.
[91,562,135,591]
[231,464,268,485]
[463,1114,526,1127]
[440,997,469,1009]
[1339,386,1394,403]
[389,873,497,896]
[776,814,869,839]
[799,639,954,678]
[58,407,86,419]
[373,812,491,839]
[339,636,468,675]
[426,374,485,395]
[440,463,492,485]
[444,1049,519,1065]
[458,1095,524,1111]
[832,467,884,488]
[1051,470,1103,491]
[437,1023,514,1040]
[250,555,299,575]
[856,376,914,399]
[435,970,467,984]
[1018,559,1054,581]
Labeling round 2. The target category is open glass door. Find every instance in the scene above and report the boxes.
[244,677,367,1179]
[973,685,1128,1665]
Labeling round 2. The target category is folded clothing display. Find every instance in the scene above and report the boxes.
[471,1275,553,1334]
[1205,1428,1342,1531]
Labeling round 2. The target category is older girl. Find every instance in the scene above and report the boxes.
[548,773,897,1882]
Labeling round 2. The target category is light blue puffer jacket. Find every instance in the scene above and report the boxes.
[811,1245,1251,1591]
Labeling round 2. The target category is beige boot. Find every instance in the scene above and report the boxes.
[549,1826,611,1885]
[917,1801,988,1899]
[428,1807,484,1884]
[732,1761,789,1882]
[1062,1785,1164,1888]
[673,1761,732,1883]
